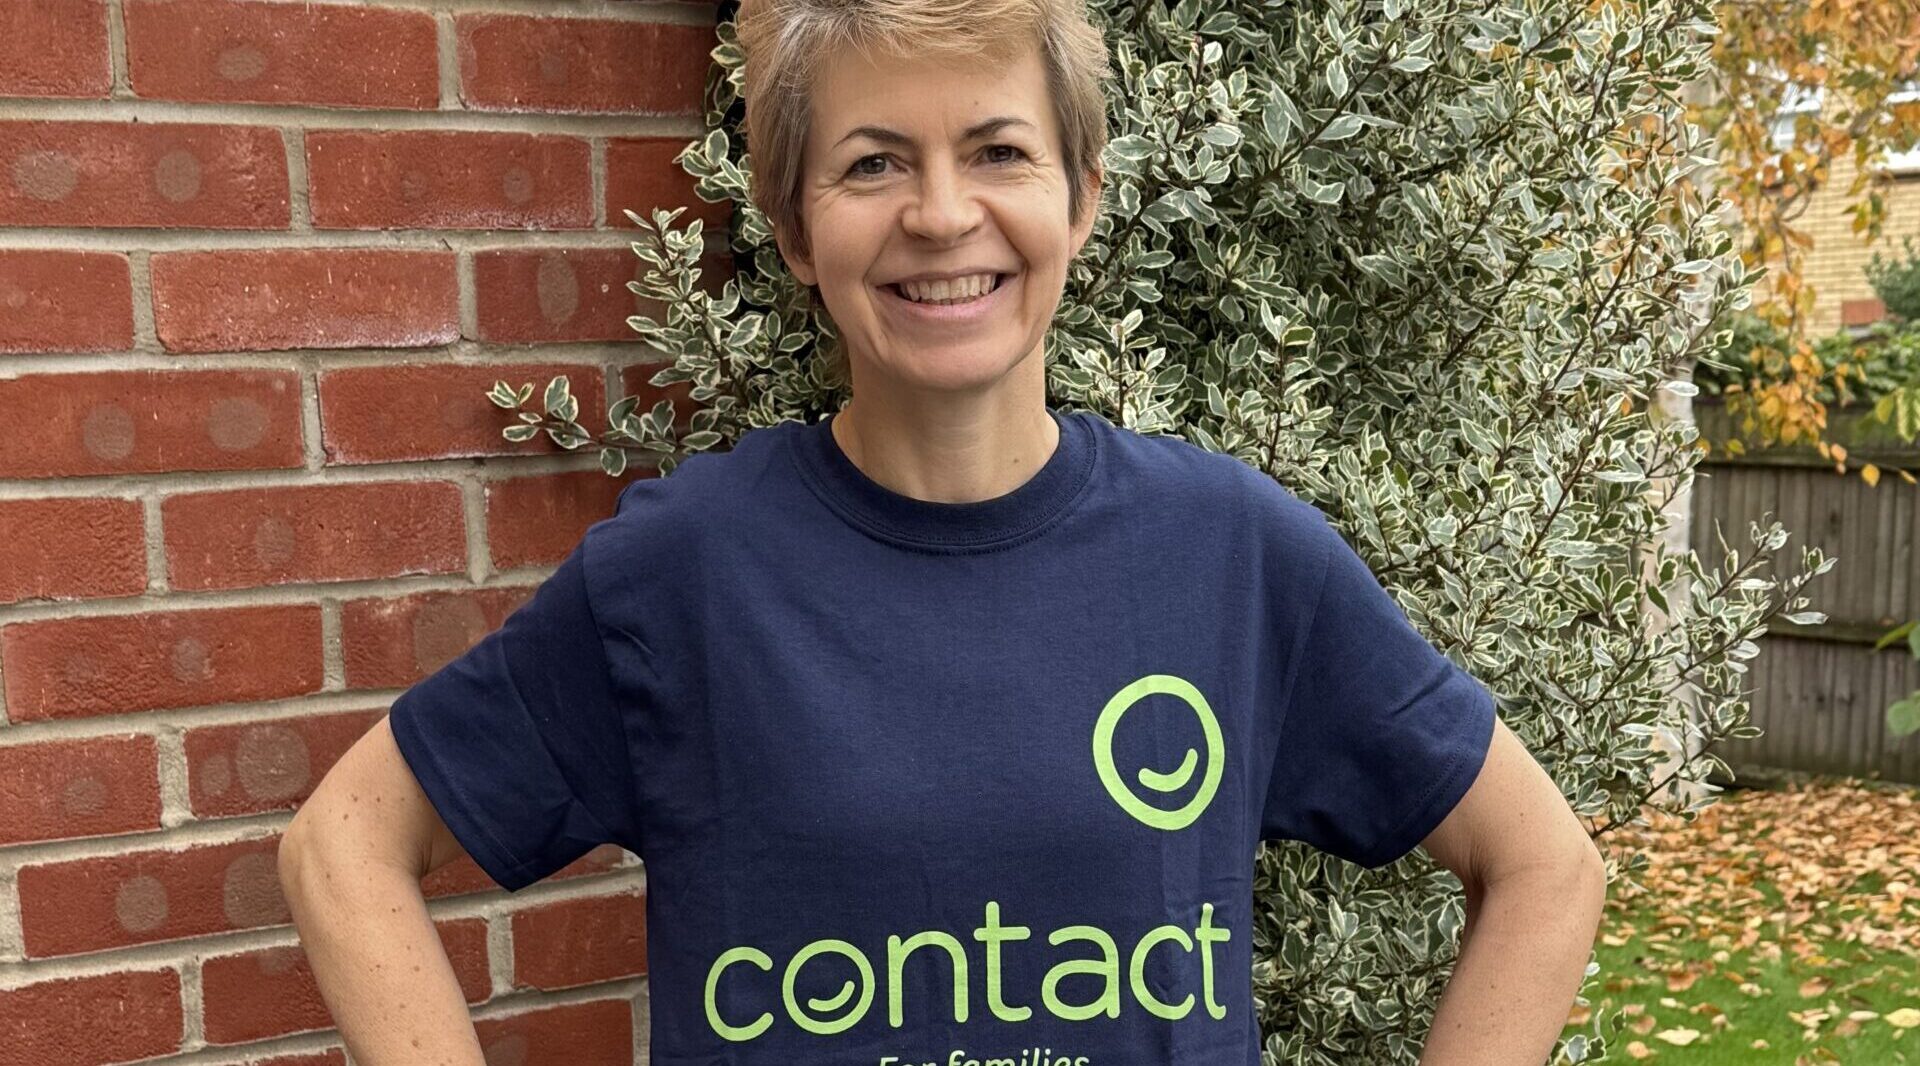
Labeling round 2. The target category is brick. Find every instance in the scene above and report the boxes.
[162,481,467,590]
[17,836,289,956]
[511,891,647,990]
[0,970,183,1065]
[201,918,488,1044]
[0,369,303,479]
[318,361,607,464]
[1,604,324,721]
[422,843,627,900]
[0,0,111,98]
[472,247,644,343]
[0,734,162,846]
[0,249,133,353]
[472,998,634,1066]
[150,248,458,353]
[0,120,288,228]
[606,136,734,234]
[341,585,536,689]
[0,496,146,605]
[186,708,384,819]
[485,468,638,570]
[306,130,591,230]
[125,0,437,110]
[456,15,711,115]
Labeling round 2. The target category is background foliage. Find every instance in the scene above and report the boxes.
[491,0,1834,1060]
[1686,0,1919,464]
[1690,239,1920,487]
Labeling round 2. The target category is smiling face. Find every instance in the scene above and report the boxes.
[774,36,1101,395]
[1093,673,1225,832]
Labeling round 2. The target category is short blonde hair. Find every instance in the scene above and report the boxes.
[735,0,1112,267]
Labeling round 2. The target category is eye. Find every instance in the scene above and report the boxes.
[846,153,892,179]
[844,145,1029,180]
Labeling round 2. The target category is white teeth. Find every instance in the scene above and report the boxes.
[899,273,997,303]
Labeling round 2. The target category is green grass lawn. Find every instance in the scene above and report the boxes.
[1566,893,1920,1062]
[1559,778,1920,1063]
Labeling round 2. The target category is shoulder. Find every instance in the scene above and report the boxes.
[605,419,796,527]
[1078,410,1248,507]
[617,419,793,512]
[1079,410,1334,551]
[575,418,800,587]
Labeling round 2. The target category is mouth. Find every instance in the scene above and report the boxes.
[876,272,1016,324]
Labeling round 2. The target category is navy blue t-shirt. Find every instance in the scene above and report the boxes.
[388,405,1496,1065]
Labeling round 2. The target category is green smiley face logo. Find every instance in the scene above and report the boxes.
[1092,673,1224,831]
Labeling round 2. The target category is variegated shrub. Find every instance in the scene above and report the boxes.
[488,1,1833,1061]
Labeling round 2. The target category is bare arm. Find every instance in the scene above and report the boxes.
[1416,716,1608,1066]
[278,714,488,1066]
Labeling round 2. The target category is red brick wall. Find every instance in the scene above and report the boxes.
[0,1,727,1062]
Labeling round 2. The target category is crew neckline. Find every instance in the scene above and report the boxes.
[787,406,1098,553]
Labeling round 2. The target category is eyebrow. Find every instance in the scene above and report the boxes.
[832,116,1037,150]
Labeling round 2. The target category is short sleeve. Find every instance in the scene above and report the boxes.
[387,539,638,892]
[1259,506,1496,869]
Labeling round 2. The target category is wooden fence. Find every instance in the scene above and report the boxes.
[1690,397,1920,784]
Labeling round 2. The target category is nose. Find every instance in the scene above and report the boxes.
[900,157,983,243]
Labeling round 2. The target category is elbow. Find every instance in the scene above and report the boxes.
[277,811,315,909]
[1471,832,1608,905]
[1579,835,1609,909]
[277,807,350,912]
[1546,835,1609,929]
[1547,834,1608,903]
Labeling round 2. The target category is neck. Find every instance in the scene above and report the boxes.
[830,382,1059,506]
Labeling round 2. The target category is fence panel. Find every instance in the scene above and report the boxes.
[1690,398,1920,783]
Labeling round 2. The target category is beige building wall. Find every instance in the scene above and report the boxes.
[1785,150,1920,333]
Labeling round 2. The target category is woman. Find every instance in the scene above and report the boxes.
[280,1,1606,1063]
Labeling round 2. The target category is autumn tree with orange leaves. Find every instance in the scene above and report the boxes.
[1690,0,1920,481]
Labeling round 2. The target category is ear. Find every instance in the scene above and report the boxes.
[772,220,818,288]
[1070,162,1104,258]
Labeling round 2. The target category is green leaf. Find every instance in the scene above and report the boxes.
[1326,58,1349,98]
[1199,123,1242,148]
[1301,177,1344,204]
[545,425,590,449]
[1875,620,1916,651]
[1890,698,1920,738]
[701,127,729,166]
[1318,114,1366,141]
[1107,134,1157,162]
[1262,99,1294,146]
[610,395,641,427]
